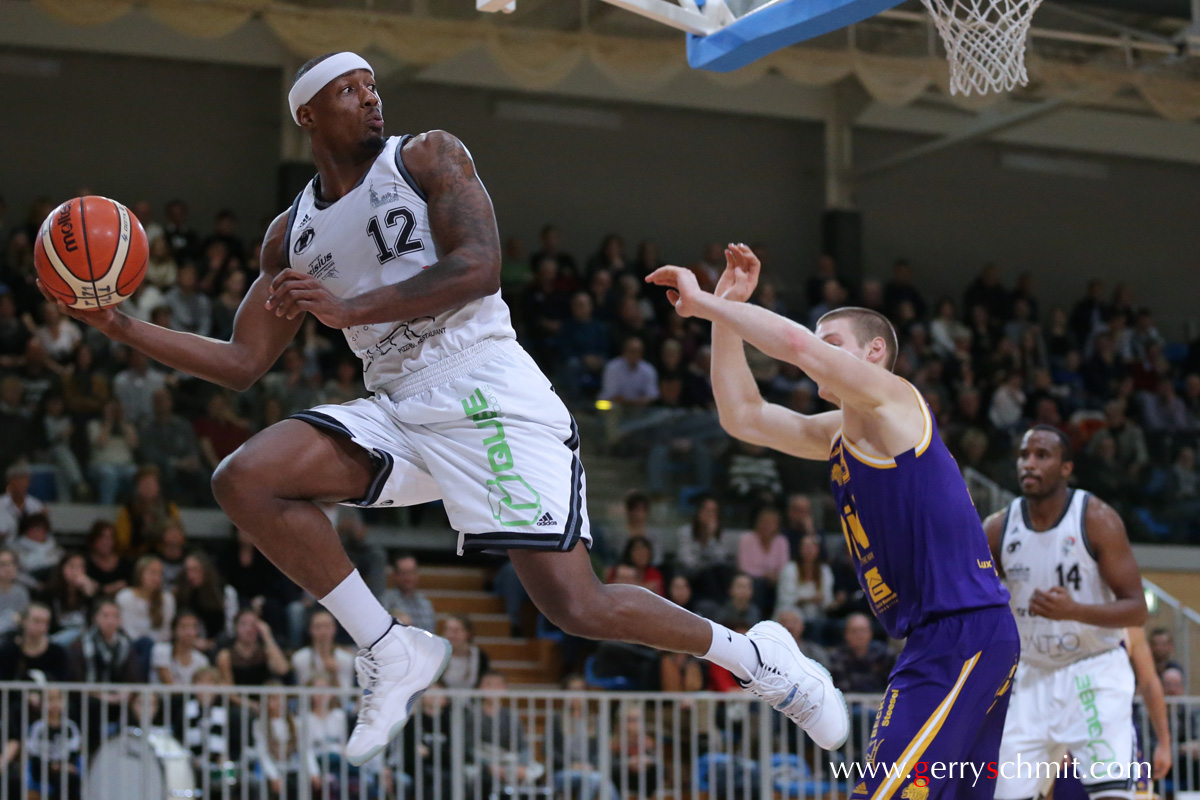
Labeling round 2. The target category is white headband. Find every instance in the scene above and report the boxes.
[288,52,374,125]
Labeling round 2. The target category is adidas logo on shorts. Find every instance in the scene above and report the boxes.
[536,512,556,527]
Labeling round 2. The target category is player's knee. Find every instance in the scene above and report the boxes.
[211,450,258,509]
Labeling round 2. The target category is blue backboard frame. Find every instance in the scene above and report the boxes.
[687,0,907,71]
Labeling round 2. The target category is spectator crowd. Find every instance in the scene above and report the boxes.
[2,193,1200,797]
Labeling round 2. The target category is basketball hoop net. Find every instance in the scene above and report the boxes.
[919,0,1044,95]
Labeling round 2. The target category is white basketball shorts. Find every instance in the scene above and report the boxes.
[995,647,1137,800]
[290,337,591,556]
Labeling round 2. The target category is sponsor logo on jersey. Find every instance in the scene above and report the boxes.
[1005,565,1030,582]
[369,184,401,208]
[881,688,899,728]
[1006,539,1022,554]
[901,782,929,800]
[1063,535,1077,556]
[359,317,445,366]
[1030,631,1082,658]
[306,252,339,281]
[294,227,316,255]
[461,387,543,528]
[1075,674,1115,762]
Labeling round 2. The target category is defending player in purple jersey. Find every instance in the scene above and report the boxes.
[829,381,1009,639]
[649,244,1020,797]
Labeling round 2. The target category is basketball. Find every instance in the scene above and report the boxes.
[34,196,148,310]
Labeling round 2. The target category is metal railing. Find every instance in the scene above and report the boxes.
[0,682,1194,800]
[961,467,1016,519]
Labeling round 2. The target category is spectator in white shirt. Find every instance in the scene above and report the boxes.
[152,610,210,685]
[112,350,166,428]
[116,555,175,644]
[290,610,355,689]
[600,337,659,408]
[988,371,1026,432]
[0,547,30,637]
[0,464,46,545]
[33,302,81,364]
[12,513,62,587]
[86,399,139,505]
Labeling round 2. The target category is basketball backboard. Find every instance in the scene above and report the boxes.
[478,0,1044,93]
[685,0,905,71]
[478,0,904,70]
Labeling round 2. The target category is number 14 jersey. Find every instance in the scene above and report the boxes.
[285,134,516,394]
[999,488,1122,668]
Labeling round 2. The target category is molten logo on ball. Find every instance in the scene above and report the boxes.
[56,206,78,253]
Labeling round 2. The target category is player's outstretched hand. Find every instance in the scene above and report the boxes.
[645,266,711,320]
[715,243,760,303]
[1028,586,1078,620]
[266,269,350,328]
[36,278,123,336]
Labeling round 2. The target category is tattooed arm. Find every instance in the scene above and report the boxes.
[265,130,502,327]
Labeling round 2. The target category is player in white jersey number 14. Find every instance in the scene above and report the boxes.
[984,426,1149,800]
[41,51,849,764]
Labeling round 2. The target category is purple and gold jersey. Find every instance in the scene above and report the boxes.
[829,381,1009,640]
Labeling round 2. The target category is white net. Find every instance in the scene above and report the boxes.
[919,0,1045,95]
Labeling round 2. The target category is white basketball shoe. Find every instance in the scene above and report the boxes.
[741,620,850,750]
[345,621,452,766]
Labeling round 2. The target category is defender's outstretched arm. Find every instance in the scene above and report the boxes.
[648,265,906,413]
[708,245,840,460]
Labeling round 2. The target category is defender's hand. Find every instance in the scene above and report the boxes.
[645,266,711,320]
[714,243,761,303]
[266,269,351,327]
[1029,586,1078,620]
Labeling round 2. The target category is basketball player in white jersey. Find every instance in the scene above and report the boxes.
[41,52,845,764]
[985,426,1148,800]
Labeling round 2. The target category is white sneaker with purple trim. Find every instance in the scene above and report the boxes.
[345,621,452,765]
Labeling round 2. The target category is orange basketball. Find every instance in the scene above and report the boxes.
[34,196,148,309]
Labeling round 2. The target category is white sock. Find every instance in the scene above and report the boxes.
[320,570,394,649]
[702,620,760,682]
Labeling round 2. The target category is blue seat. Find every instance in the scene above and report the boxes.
[1164,342,1189,364]
[584,654,632,690]
[1134,507,1171,539]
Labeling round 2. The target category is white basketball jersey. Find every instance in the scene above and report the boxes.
[285,135,516,393]
[999,489,1123,669]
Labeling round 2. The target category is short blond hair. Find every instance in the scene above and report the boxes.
[817,307,898,371]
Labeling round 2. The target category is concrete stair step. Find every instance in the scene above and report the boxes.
[420,566,490,592]
[437,612,509,638]
[426,590,504,615]
[476,636,541,661]
[492,659,560,685]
